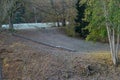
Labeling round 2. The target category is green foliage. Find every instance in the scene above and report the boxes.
[85,0,120,41]
[65,24,75,37]
[74,0,89,38]
[86,27,107,42]
[85,0,106,41]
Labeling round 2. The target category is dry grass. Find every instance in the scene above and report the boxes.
[1,33,120,80]
[71,52,120,79]
[1,42,120,80]
[1,42,73,80]
[86,52,113,65]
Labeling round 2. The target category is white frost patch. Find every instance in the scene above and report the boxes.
[2,22,64,30]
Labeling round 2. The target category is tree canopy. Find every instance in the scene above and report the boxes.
[85,0,120,65]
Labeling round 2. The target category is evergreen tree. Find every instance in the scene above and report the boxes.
[74,0,89,38]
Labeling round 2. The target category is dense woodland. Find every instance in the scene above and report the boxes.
[0,0,76,26]
[0,0,120,79]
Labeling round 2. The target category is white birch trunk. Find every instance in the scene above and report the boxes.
[112,28,117,65]
[115,36,119,62]
[106,24,116,65]
[102,0,119,66]
[106,27,118,66]
[115,29,120,62]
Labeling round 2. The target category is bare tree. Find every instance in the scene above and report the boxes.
[0,0,27,30]
[0,0,76,27]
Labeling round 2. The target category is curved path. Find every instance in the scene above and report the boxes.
[16,27,109,53]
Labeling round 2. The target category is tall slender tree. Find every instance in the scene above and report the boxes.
[85,0,120,66]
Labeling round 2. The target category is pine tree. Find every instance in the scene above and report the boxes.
[74,0,89,38]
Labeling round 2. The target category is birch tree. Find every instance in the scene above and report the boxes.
[102,0,120,66]
[85,0,120,66]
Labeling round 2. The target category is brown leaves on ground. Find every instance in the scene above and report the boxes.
[72,52,120,79]
[1,42,74,80]
[1,33,120,80]
[2,42,120,80]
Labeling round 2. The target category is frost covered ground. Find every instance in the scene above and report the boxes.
[2,22,63,30]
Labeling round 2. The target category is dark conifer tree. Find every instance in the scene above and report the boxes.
[74,0,89,38]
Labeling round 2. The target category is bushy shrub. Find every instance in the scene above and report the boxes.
[65,25,75,37]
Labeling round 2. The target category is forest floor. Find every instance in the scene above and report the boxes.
[0,28,120,80]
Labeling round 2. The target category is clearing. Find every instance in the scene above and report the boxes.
[1,28,120,80]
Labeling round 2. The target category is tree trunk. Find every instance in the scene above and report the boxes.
[106,24,118,66]
[112,28,117,66]
[34,7,38,23]
[115,33,119,61]
[57,21,60,27]
[9,15,14,30]
[62,18,66,26]
[57,16,60,27]
[103,1,119,66]
[0,23,2,32]
[115,27,120,63]
[0,23,1,28]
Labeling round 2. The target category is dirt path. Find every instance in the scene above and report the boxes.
[16,27,109,54]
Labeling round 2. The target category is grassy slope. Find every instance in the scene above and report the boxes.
[0,32,120,80]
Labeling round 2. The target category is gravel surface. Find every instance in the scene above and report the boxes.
[16,27,109,54]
